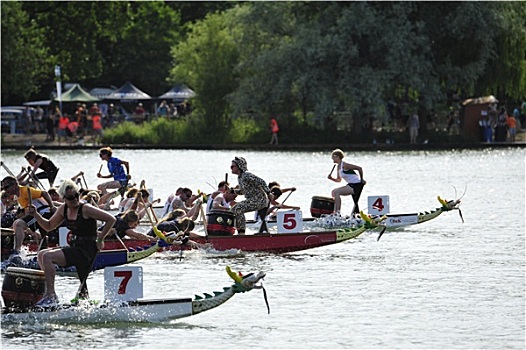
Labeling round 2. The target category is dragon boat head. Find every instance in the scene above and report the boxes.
[437,196,461,211]
[359,211,387,229]
[437,196,463,223]
[226,266,266,293]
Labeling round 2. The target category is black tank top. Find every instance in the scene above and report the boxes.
[36,154,58,172]
[63,203,97,238]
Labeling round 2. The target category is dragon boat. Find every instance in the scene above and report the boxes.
[1,238,173,276]
[12,212,384,255]
[364,196,463,228]
[1,266,267,324]
[365,196,463,241]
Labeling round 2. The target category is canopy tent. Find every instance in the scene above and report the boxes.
[89,87,116,100]
[23,100,52,107]
[105,81,152,100]
[55,84,100,102]
[158,84,196,102]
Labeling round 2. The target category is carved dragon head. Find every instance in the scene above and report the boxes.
[437,196,461,211]
[226,266,266,293]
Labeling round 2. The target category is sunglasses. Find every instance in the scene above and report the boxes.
[64,193,79,201]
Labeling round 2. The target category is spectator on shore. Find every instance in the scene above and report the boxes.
[408,111,420,144]
[507,113,517,142]
[269,117,279,145]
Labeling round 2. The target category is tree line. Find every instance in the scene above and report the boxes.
[2,1,525,140]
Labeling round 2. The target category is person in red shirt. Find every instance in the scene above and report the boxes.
[91,113,103,144]
[269,117,279,145]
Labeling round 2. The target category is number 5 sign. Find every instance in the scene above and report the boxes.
[277,210,303,233]
[104,266,143,302]
[367,195,390,215]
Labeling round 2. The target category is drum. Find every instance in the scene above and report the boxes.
[2,267,45,308]
[310,196,335,217]
[206,210,236,236]
[1,228,15,259]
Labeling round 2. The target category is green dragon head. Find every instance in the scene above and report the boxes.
[226,266,266,293]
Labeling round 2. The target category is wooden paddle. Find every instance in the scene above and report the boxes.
[81,172,89,190]
[0,161,16,177]
[140,180,158,222]
[24,167,45,190]
[328,164,336,178]
[73,253,99,303]
[97,164,103,176]
[199,201,208,241]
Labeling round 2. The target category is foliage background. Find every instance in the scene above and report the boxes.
[2,1,525,143]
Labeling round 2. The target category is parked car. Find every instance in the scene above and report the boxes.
[0,108,24,134]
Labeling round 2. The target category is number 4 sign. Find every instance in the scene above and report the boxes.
[104,266,143,301]
[277,210,303,233]
[367,196,390,215]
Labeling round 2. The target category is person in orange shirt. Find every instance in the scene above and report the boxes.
[507,114,517,142]
[91,113,103,144]
[57,114,69,144]
[1,176,56,252]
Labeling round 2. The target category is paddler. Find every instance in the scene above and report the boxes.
[1,176,57,253]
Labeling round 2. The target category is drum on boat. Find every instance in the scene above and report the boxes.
[206,210,236,236]
[310,196,335,217]
[1,228,15,252]
[2,267,46,308]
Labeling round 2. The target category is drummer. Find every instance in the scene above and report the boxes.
[327,148,366,215]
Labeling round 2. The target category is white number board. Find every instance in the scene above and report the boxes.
[58,227,71,247]
[368,195,390,215]
[277,210,303,233]
[104,266,143,302]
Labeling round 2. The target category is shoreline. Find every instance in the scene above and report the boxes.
[1,133,525,151]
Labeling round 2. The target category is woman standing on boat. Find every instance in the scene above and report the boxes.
[28,179,116,307]
[328,149,366,216]
[230,156,272,234]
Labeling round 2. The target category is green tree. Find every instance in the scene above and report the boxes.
[169,11,239,136]
[110,1,181,96]
[1,2,49,104]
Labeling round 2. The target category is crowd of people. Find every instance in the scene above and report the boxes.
[479,105,521,143]
[15,100,193,146]
[1,146,365,307]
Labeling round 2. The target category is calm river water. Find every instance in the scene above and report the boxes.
[0,147,524,349]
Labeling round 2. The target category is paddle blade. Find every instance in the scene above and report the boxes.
[377,226,387,241]
[458,209,464,223]
[152,226,166,240]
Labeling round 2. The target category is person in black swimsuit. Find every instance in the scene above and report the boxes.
[28,179,116,307]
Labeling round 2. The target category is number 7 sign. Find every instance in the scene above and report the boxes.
[104,266,143,301]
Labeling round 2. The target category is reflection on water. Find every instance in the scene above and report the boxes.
[1,148,524,348]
